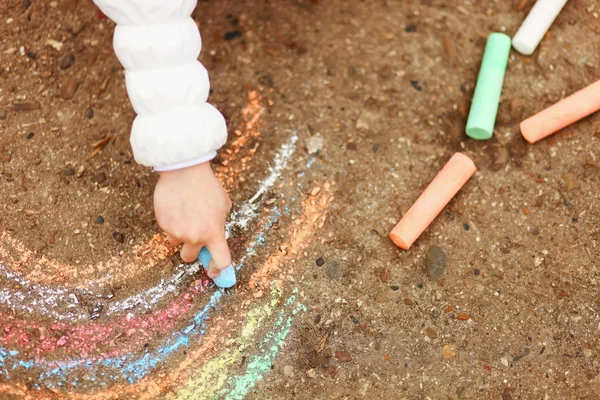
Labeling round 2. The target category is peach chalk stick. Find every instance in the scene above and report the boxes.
[390,153,476,250]
[521,79,600,144]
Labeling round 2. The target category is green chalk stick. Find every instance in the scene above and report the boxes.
[465,33,511,140]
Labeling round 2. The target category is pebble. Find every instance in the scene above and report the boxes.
[283,365,294,378]
[90,303,103,320]
[425,245,447,280]
[59,54,75,70]
[112,232,125,243]
[62,167,75,176]
[76,165,85,178]
[404,298,414,306]
[12,102,40,112]
[96,216,104,224]
[91,172,106,183]
[224,30,242,40]
[390,285,400,291]
[316,257,325,266]
[85,107,94,119]
[258,74,274,88]
[113,220,128,230]
[375,291,388,303]
[26,132,34,139]
[405,25,417,32]
[473,268,481,276]
[442,344,456,359]
[463,223,470,231]
[306,369,316,378]
[426,327,437,339]
[356,110,379,131]
[377,267,391,283]
[0,108,6,120]
[59,77,79,100]
[305,135,324,155]
[502,388,514,400]
[326,263,341,280]
[532,227,540,235]
[410,80,422,91]
[335,350,352,362]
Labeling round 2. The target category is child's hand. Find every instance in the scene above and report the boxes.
[154,162,232,278]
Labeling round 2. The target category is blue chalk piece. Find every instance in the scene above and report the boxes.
[198,247,236,288]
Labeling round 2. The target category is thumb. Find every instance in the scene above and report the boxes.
[205,236,232,278]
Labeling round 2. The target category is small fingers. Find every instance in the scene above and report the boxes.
[167,234,183,247]
[180,242,203,263]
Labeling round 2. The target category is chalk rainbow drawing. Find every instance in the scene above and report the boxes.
[0,91,332,398]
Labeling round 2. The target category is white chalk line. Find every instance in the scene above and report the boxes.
[0,133,299,321]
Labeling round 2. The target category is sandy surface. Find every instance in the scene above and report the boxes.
[1,0,600,398]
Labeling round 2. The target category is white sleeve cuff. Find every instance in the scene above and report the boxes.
[154,151,217,172]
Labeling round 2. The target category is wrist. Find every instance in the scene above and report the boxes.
[153,151,217,173]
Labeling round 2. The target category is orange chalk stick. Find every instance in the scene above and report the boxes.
[521,80,600,144]
[390,153,476,250]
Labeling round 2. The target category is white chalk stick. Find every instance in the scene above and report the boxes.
[512,0,569,56]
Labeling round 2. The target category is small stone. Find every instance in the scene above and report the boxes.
[224,30,242,40]
[306,369,316,378]
[442,344,456,359]
[62,167,75,176]
[283,365,294,378]
[463,223,470,231]
[76,165,85,178]
[425,245,447,280]
[390,285,400,291]
[326,263,341,280]
[335,350,352,362]
[356,110,379,131]
[305,135,324,155]
[56,336,68,347]
[26,132,34,139]
[40,71,52,79]
[404,298,414,306]
[85,107,94,119]
[113,220,128,230]
[59,54,75,70]
[426,327,437,339]
[90,303,103,320]
[457,314,470,321]
[532,227,540,235]
[562,173,580,191]
[410,80,422,91]
[377,267,391,283]
[59,77,79,100]
[258,74,274,88]
[405,25,417,32]
[91,172,106,183]
[502,387,514,400]
[0,108,6,120]
[12,102,40,112]
[112,232,125,243]
[473,268,480,276]
[96,216,105,224]
[316,257,325,266]
[375,291,388,303]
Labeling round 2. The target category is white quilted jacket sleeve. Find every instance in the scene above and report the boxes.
[93,0,227,171]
